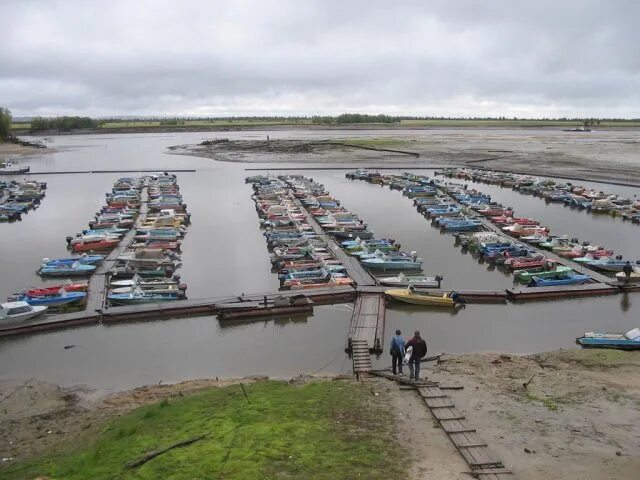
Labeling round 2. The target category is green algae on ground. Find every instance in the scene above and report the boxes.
[2,380,405,480]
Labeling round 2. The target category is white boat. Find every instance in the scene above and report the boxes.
[0,301,47,323]
[377,272,443,288]
[0,161,30,174]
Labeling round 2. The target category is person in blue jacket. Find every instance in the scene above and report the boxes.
[390,329,406,375]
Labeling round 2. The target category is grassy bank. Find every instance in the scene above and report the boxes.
[2,380,404,480]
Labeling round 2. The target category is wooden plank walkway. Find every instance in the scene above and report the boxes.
[84,180,150,314]
[371,370,514,479]
[292,198,377,286]
[347,292,386,374]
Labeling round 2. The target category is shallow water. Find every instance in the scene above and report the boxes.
[1,131,639,390]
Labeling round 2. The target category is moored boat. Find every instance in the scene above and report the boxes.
[576,328,640,350]
[385,288,464,307]
[0,301,47,322]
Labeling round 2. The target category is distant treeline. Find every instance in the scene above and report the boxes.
[30,116,98,131]
[312,114,399,124]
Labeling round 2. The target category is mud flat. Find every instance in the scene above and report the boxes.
[430,349,640,480]
[0,142,51,158]
[171,129,640,186]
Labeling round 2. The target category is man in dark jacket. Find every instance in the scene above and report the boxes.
[622,261,633,284]
[405,330,427,380]
[389,329,405,375]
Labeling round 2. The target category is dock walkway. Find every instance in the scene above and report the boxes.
[371,370,514,479]
[84,180,150,313]
[347,292,386,373]
[292,198,377,286]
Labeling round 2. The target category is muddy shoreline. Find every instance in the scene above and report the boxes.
[2,350,638,479]
[170,134,640,187]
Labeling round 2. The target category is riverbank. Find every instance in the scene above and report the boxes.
[1,349,638,479]
[0,142,50,158]
[170,129,640,186]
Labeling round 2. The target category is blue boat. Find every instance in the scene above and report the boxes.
[38,262,97,277]
[15,291,87,306]
[528,273,591,287]
[42,255,104,266]
[576,328,640,350]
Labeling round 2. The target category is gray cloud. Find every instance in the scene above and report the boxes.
[1,0,639,117]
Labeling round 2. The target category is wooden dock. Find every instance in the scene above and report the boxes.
[15,169,196,176]
[292,198,377,286]
[83,180,150,313]
[371,370,514,479]
[347,293,386,373]
[0,286,358,338]
[437,187,615,285]
[506,282,618,301]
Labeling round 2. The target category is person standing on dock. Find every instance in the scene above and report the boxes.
[622,261,633,284]
[390,329,406,376]
[406,331,427,381]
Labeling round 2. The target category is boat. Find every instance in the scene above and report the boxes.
[70,237,120,253]
[42,254,104,266]
[514,266,573,283]
[12,291,87,306]
[377,272,443,288]
[615,266,640,283]
[576,328,640,350]
[107,288,185,305]
[16,282,88,297]
[37,262,97,277]
[361,253,423,271]
[0,161,30,174]
[0,301,47,323]
[385,288,464,307]
[583,258,638,273]
[528,273,591,287]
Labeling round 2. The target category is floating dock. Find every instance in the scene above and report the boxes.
[346,292,387,373]
[291,197,377,286]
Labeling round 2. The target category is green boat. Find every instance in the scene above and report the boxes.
[515,266,573,283]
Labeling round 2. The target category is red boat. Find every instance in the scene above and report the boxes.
[71,238,120,252]
[585,248,614,258]
[23,283,89,297]
[505,255,549,270]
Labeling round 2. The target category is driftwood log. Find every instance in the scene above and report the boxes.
[125,434,208,470]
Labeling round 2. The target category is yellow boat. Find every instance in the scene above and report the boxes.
[385,288,462,307]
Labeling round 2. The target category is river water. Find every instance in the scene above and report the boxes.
[0,130,638,391]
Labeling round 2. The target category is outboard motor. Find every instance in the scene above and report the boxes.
[66,236,73,245]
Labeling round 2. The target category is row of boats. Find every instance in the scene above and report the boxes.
[346,170,638,287]
[3,174,190,318]
[249,174,358,289]
[435,167,640,223]
[103,174,190,306]
[0,179,47,222]
[247,174,461,306]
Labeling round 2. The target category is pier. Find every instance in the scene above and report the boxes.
[84,180,150,312]
[346,292,387,373]
[291,197,377,286]
[432,184,616,286]
[7,169,197,176]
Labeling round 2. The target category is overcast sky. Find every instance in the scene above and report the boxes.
[2,0,639,118]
